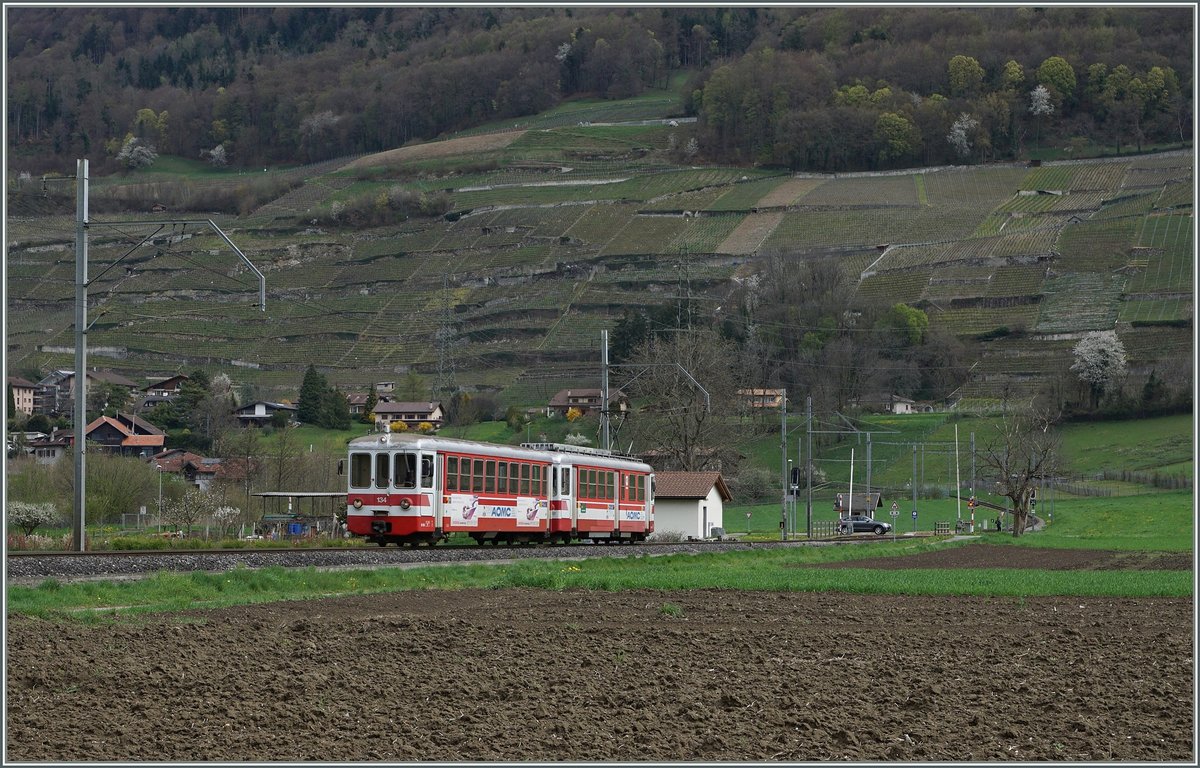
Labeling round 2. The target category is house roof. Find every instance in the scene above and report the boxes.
[116,411,165,435]
[654,471,732,502]
[347,393,370,405]
[84,416,164,448]
[153,450,205,472]
[236,401,297,413]
[548,388,625,408]
[374,401,442,414]
[7,376,37,389]
[143,374,189,391]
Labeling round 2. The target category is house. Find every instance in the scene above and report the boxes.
[143,374,189,399]
[347,392,370,416]
[234,401,298,427]
[150,448,206,474]
[7,377,37,416]
[653,471,732,540]
[182,457,252,492]
[83,414,165,458]
[34,369,141,416]
[26,435,70,464]
[373,401,443,431]
[833,492,883,518]
[547,388,628,418]
[737,388,785,410]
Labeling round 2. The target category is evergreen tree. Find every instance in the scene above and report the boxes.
[321,387,351,430]
[297,365,327,425]
[361,389,378,424]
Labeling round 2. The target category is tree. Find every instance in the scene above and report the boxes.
[361,389,378,424]
[623,326,757,471]
[204,144,228,167]
[977,406,1061,537]
[1036,55,1076,106]
[947,112,979,159]
[297,366,325,425]
[1070,330,1127,407]
[114,134,158,169]
[80,452,159,524]
[7,501,59,536]
[1029,84,1054,150]
[161,489,218,535]
[881,303,929,346]
[210,505,241,539]
[948,54,984,98]
[874,111,920,165]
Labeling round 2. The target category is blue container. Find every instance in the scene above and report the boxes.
[287,523,303,536]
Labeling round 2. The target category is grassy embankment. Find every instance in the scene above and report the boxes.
[8,489,1192,620]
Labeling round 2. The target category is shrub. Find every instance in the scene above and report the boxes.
[390,421,409,433]
[7,501,60,536]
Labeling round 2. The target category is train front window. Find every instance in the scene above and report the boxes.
[393,453,416,489]
[375,453,390,490]
[420,455,435,489]
[350,453,372,489]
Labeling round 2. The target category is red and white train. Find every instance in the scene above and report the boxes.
[343,433,654,546]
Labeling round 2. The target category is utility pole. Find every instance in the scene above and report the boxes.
[601,329,611,451]
[72,159,88,552]
[68,159,266,551]
[806,395,813,539]
[779,389,787,540]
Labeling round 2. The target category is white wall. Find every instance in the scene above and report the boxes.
[654,487,725,539]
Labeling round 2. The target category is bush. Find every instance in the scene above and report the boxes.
[7,501,60,535]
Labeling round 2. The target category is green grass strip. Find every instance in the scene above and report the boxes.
[8,543,1191,622]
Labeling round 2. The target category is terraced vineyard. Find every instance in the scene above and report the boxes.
[5,102,1192,410]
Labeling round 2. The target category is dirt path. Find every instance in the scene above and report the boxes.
[6,585,1192,761]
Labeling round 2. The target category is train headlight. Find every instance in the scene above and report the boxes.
[353,499,363,509]
[400,499,411,510]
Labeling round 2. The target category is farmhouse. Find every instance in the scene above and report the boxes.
[83,413,165,458]
[142,374,189,399]
[374,401,444,431]
[235,401,298,427]
[737,388,785,410]
[653,471,732,540]
[547,388,628,417]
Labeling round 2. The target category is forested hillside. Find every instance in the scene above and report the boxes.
[6,6,1193,174]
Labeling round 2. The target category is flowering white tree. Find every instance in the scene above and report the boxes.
[211,505,241,538]
[947,113,979,159]
[1029,84,1054,150]
[7,501,59,536]
[1070,330,1127,406]
[116,135,158,169]
[204,144,228,167]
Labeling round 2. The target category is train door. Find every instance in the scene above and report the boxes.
[550,463,574,544]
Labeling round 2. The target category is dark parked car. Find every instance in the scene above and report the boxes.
[838,514,892,535]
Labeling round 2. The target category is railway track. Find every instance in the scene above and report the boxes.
[7,538,864,585]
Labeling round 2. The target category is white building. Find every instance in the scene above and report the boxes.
[653,471,732,540]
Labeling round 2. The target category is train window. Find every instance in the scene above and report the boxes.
[459,457,470,492]
[484,460,496,493]
[637,475,645,501]
[532,464,542,495]
[472,459,485,492]
[604,471,614,500]
[375,453,390,490]
[497,462,509,494]
[519,463,530,495]
[394,453,417,489]
[446,457,459,492]
[350,453,372,489]
[420,454,434,488]
[561,468,571,496]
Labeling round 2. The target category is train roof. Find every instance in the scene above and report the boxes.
[347,432,652,471]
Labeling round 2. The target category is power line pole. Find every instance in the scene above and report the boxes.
[68,160,266,551]
[72,159,89,552]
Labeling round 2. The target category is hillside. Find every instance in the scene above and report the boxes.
[5,99,1193,413]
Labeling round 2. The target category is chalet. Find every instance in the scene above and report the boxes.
[7,376,37,415]
[83,414,165,458]
[234,401,298,427]
[347,392,370,416]
[374,401,443,431]
[737,388,785,410]
[182,456,252,492]
[547,388,628,418]
[833,492,883,518]
[150,448,206,474]
[143,374,189,399]
[653,471,732,540]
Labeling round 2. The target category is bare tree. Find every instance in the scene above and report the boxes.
[623,326,761,471]
[977,405,1061,536]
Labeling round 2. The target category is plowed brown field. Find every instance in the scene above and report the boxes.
[5,545,1193,762]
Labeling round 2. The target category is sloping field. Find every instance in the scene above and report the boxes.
[5,130,1193,404]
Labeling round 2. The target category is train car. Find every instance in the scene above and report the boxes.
[343,433,654,546]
